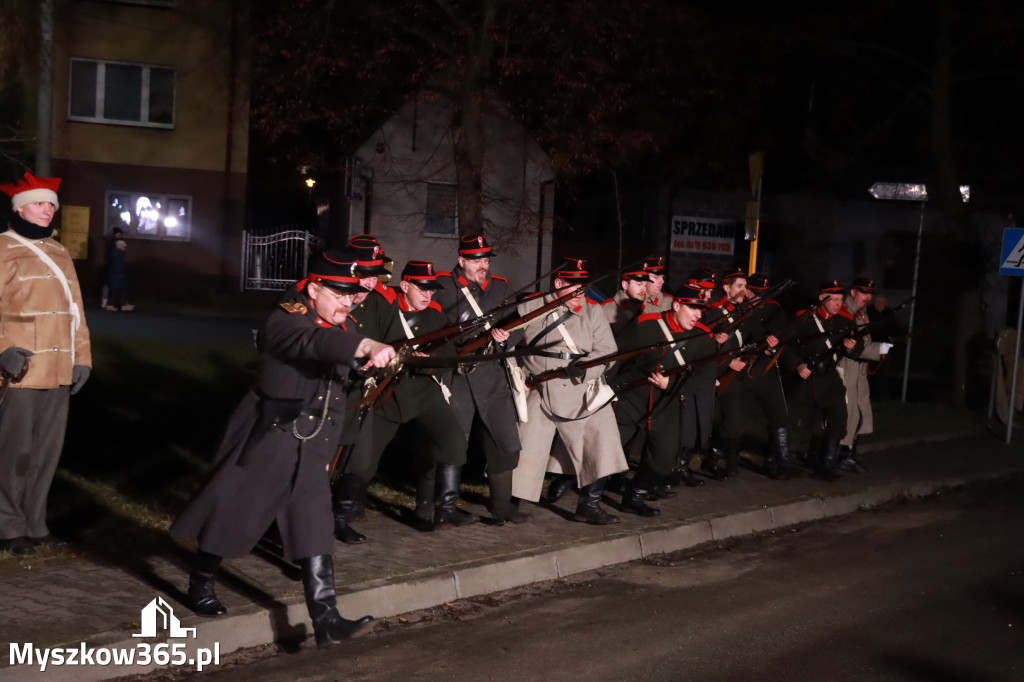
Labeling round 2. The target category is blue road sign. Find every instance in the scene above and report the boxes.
[1000,228,1024,276]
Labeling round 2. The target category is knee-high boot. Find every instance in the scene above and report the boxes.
[300,554,373,647]
[489,469,530,525]
[332,473,368,544]
[814,438,844,481]
[434,463,479,528]
[186,550,227,617]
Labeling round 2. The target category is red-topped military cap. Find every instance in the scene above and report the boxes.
[304,249,366,293]
[674,284,708,307]
[819,279,844,295]
[458,234,494,259]
[555,258,590,282]
[402,260,443,290]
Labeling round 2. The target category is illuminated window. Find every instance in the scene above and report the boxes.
[69,58,175,128]
[106,191,191,241]
[424,182,457,235]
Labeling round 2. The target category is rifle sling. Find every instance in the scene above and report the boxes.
[528,308,574,347]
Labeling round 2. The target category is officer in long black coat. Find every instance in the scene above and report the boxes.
[170,250,395,648]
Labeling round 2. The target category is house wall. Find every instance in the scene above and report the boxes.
[49,0,249,300]
[348,92,555,292]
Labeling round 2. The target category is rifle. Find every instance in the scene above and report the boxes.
[789,296,915,369]
[457,264,627,356]
[525,328,709,389]
[706,278,795,336]
[613,341,758,395]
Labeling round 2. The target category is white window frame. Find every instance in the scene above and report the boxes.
[68,58,175,129]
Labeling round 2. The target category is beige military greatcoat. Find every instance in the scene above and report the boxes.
[511,294,628,502]
[838,294,881,446]
[0,230,91,388]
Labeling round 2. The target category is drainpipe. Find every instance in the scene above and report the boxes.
[36,0,54,175]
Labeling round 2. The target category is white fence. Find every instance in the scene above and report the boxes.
[240,227,324,291]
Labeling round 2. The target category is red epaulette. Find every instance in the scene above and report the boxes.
[796,308,809,317]
[491,274,508,283]
[637,312,661,323]
[585,296,601,305]
[601,297,616,306]
[426,300,443,312]
[376,286,398,304]
[695,321,713,333]
[837,308,855,321]
[436,270,452,277]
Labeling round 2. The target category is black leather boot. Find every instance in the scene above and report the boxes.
[186,550,227,617]
[411,466,436,533]
[332,474,368,544]
[434,463,479,528]
[573,477,619,525]
[799,435,821,469]
[621,468,661,517]
[814,438,844,481]
[666,448,704,488]
[701,446,728,481]
[722,439,741,477]
[301,554,373,647]
[767,427,793,480]
[489,469,530,525]
[838,438,867,473]
[545,473,577,503]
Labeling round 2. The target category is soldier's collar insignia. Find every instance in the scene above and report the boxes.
[280,301,308,315]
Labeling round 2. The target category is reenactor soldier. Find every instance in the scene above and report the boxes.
[512,259,628,524]
[642,256,674,313]
[369,260,477,530]
[331,235,401,544]
[695,266,748,478]
[779,279,861,481]
[838,277,886,473]
[171,250,394,646]
[601,267,652,333]
[716,273,795,479]
[434,235,528,525]
[609,284,717,515]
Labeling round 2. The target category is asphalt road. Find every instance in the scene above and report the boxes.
[130,476,1024,682]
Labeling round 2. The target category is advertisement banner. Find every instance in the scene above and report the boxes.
[670,216,737,256]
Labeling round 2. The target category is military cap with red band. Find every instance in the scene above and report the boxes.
[1,171,61,211]
[747,272,770,290]
[402,260,444,290]
[819,279,844,295]
[674,284,708,307]
[721,265,747,283]
[851,277,875,293]
[688,266,717,290]
[555,258,589,282]
[300,250,367,293]
[642,256,666,274]
[458,234,494,259]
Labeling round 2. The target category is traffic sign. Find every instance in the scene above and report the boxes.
[1000,228,1024,276]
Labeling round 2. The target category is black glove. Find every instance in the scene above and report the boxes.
[565,358,586,384]
[0,347,33,378]
[71,365,91,395]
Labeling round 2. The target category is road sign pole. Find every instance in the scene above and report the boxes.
[1008,277,1024,445]
[901,201,925,403]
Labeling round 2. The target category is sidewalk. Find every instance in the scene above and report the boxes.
[1,426,1021,681]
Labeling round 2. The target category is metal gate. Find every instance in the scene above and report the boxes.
[240,227,324,291]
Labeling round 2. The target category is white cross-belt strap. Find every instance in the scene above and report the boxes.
[812,313,832,349]
[724,310,743,346]
[554,313,581,355]
[399,311,451,403]
[656,317,686,367]
[7,232,81,364]
[459,286,491,330]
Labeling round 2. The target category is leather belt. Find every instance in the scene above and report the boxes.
[535,350,585,361]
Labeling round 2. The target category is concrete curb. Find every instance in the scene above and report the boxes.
[9,465,1017,682]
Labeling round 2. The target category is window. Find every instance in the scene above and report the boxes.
[424,182,457,235]
[106,191,191,241]
[69,58,175,128]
